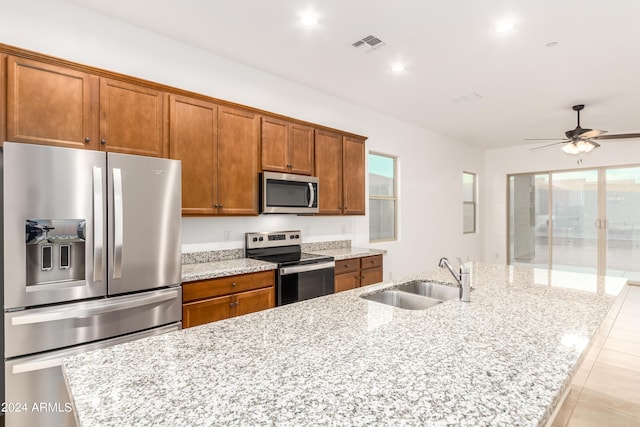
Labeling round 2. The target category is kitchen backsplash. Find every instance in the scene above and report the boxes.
[182,240,352,265]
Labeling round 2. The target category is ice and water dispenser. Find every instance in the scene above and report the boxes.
[25,219,86,286]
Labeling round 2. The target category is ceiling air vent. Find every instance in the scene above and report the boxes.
[352,35,386,53]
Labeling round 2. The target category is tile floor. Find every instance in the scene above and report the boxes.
[552,284,640,427]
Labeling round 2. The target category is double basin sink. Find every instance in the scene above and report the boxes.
[361,281,460,310]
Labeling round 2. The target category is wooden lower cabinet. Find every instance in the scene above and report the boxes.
[182,270,275,328]
[334,255,383,292]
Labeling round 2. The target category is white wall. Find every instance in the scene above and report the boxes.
[0,0,485,280]
[484,140,640,264]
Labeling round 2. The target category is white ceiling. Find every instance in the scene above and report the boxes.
[66,0,640,150]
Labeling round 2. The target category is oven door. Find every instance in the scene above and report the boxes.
[278,261,335,305]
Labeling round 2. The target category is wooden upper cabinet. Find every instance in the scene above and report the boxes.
[0,54,7,145]
[315,129,343,214]
[261,116,288,173]
[342,136,366,215]
[217,106,260,215]
[261,117,314,175]
[288,123,314,175]
[169,95,218,215]
[6,55,99,150]
[100,78,165,157]
[315,131,366,215]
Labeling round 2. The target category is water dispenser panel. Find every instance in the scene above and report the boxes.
[26,219,86,286]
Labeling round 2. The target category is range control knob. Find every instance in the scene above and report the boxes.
[295,234,300,238]
[259,237,264,241]
[290,235,295,239]
[252,237,258,242]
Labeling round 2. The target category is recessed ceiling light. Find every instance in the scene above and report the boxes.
[300,13,318,27]
[495,21,515,33]
[391,64,405,72]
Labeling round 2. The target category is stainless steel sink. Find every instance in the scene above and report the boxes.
[361,281,460,310]
[395,281,460,301]
[361,290,442,310]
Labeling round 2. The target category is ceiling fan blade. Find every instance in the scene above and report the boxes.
[524,138,567,141]
[584,139,601,148]
[529,141,569,151]
[594,133,640,140]
[578,129,607,139]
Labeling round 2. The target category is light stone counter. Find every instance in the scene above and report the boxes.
[306,246,387,260]
[181,258,277,282]
[63,262,627,427]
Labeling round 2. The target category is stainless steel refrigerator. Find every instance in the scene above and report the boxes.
[0,142,183,427]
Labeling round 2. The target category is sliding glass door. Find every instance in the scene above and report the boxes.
[605,167,640,281]
[508,166,640,281]
[550,170,599,275]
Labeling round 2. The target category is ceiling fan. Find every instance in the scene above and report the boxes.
[527,104,640,155]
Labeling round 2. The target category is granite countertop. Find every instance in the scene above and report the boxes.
[63,262,626,426]
[180,245,385,282]
[181,258,277,282]
[306,246,387,260]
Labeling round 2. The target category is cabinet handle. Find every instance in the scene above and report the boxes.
[345,264,351,268]
[235,301,239,306]
[84,137,91,143]
[232,282,237,287]
[361,275,365,279]
[101,139,107,145]
[229,302,234,307]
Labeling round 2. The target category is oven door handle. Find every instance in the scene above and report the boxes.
[280,261,335,276]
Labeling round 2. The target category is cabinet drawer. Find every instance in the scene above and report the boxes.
[360,267,383,287]
[360,255,382,270]
[182,270,275,302]
[334,259,359,275]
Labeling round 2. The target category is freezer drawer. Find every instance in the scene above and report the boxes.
[4,287,181,358]
[4,323,180,427]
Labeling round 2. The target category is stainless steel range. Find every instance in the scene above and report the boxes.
[245,231,334,306]
[1,142,182,427]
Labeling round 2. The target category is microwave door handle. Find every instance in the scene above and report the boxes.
[92,166,104,282]
[112,168,123,279]
[308,182,315,208]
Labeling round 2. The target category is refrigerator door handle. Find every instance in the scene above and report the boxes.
[113,167,124,279]
[93,166,104,282]
[10,289,179,326]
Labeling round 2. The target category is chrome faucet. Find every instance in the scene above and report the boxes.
[438,257,471,302]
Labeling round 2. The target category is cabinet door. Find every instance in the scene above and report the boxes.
[0,54,6,145]
[182,295,234,328]
[289,123,314,175]
[217,107,259,215]
[261,116,288,173]
[6,56,99,150]
[360,267,383,286]
[343,136,366,215]
[100,78,165,157]
[315,129,343,214]
[335,271,360,293]
[234,287,275,317]
[169,95,218,215]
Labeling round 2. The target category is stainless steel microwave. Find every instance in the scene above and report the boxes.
[261,171,319,214]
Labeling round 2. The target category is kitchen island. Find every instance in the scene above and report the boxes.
[62,263,626,426]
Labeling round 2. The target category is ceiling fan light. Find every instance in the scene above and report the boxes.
[562,143,580,155]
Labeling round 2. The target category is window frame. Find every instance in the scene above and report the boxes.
[368,151,398,243]
[463,171,477,234]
